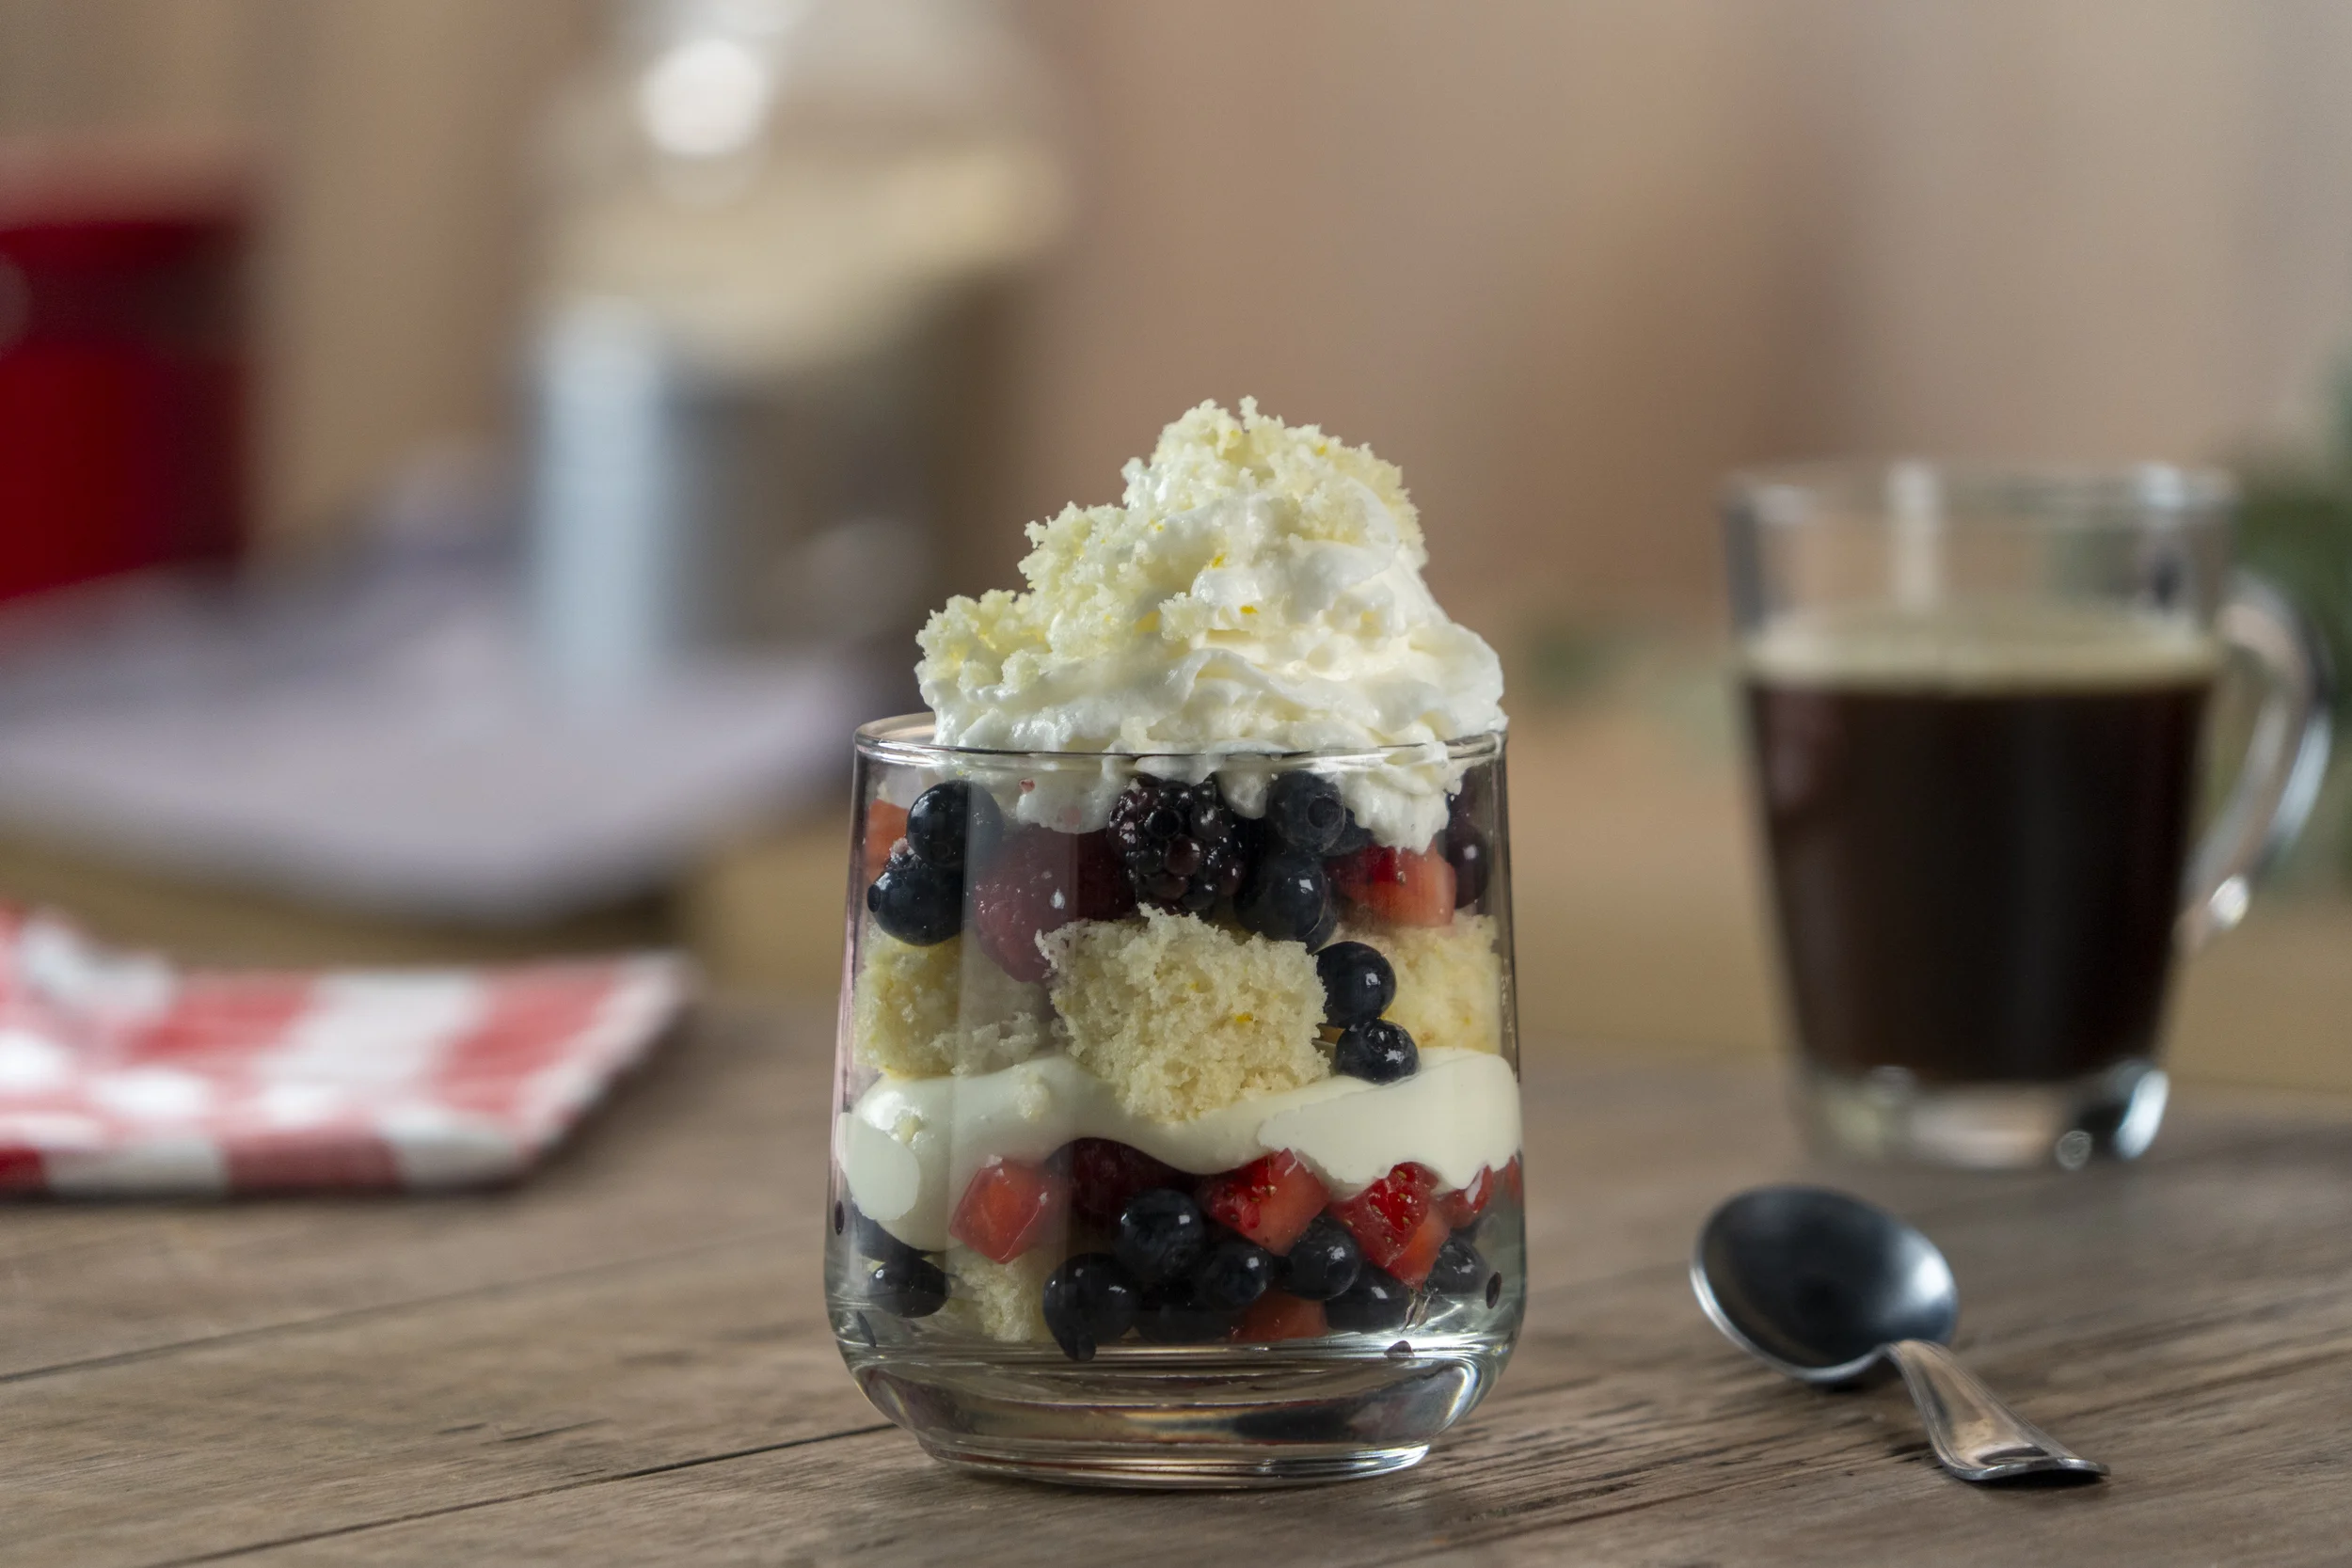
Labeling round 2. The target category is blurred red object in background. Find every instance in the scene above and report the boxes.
[0,138,249,605]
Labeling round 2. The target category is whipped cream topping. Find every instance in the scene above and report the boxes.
[915,400,1506,848]
[838,1046,1523,1252]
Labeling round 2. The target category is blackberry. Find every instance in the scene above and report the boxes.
[1107,776,1248,914]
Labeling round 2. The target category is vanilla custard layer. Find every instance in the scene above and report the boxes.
[838,1047,1522,1252]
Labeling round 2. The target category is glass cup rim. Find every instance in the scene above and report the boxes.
[853,714,1507,770]
[1724,458,2236,527]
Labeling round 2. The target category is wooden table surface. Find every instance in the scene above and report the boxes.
[8,1005,2352,1566]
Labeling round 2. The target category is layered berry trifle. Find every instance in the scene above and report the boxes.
[828,401,1521,1481]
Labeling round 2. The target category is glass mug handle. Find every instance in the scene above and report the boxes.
[2177,572,2335,950]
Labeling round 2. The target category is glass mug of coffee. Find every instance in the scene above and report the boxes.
[1725,463,2331,1168]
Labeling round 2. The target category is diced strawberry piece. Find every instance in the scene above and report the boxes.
[1365,848,1456,927]
[1436,1166,1496,1229]
[1198,1150,1329,1256]
[948,1156,1069,1263]
[1233,1291,1327,1342]
[1327,1162,1436,1271]
[862,801,910,883]
[1328,846,1455,927]
[1067,1138,1183,1225]
[968,826,1137,982]
[1386,1210,1451,1289]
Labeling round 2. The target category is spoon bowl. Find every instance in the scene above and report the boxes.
[1692,1184,2106,1483]
[1692,1184,1958,1383]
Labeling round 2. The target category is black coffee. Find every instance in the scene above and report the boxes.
[1745,666,2210,1085]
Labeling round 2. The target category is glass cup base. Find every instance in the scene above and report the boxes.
[1797,1057,2170,1170]
[846,1338,1506,1489]
[914,1436,1431,1489]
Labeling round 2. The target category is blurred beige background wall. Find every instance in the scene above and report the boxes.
[7,0,2351,1090]
[9,0,2352,650]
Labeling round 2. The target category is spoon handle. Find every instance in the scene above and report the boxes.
[1883,1340,2107,1482]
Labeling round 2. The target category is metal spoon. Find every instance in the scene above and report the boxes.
[1691,1184,2106,1483]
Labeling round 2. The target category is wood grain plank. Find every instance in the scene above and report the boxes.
[0,1005,814,1379]
[5,1009,2350,1565]
[0,1243,889,1565]
[163,1269,2352,1568]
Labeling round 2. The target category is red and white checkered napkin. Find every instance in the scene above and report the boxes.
[0,907,690,1196]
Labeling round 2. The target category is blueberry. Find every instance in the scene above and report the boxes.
[866,1253,948,1317]
[1264,771,1346,855]
[1277,1215,1362,1302]
[1135,1281,1239,1343]
[905,780,1002,872]
[847,1203,925,1267]
[1115,1188,1208,1285]
[1444,783,1493,908]
[1330,809,1374,857]
[1426,1234,1487,1296]
[1445,829,1492,909]
[1190,1233,1275,1309]
[1333,1018,1418,1083]
[866,845,962,944]
[1235,850,1332,945]
[1314,942,1395,1025]
[1041,1253,1141,1362]
[1325,1266,1415,1333]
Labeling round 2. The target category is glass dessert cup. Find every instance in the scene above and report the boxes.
[827,719,1524,1487]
